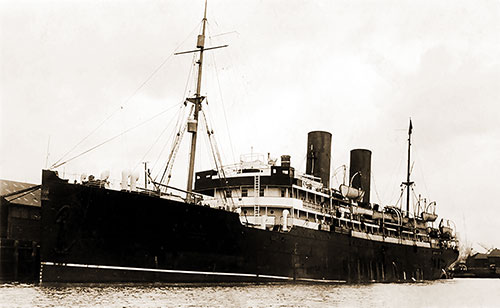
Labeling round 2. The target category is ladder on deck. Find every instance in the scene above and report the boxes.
[253,175,260,216]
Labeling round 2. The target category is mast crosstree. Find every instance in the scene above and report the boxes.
[174,1,227,201]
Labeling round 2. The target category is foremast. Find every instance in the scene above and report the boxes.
[175,1,228,202]
[185,1,208,202]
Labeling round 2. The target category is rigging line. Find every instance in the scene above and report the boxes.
[174,51,198,133]
[52,53,173,168]
[159,57,196,175]
[411,186,420,215]
[332,166,344,187]
[200,111,221,168]
[151,107,188,180]
[371,171,383,205]
[159,106,194,186]
[51,103,182,170]
[52,21,203,168]
[414,144,431,199]
[152,127,178,181]
[151,104,186,174]
[152,51,198,181]
[388,140,407,204]
[132,107,181,173]
[299,153,307,173]
[146,51,197,175]
[152,121,178,178]
[395,186,405,209]
[173,20,204,54]
[209,31,239,38]
[157,104,194,184]
[200,110,234,209]
[152,104,188,181]
[203,100,225,162]
[201,121,213,169]
[207,20,249,107]
[207,24,235,163]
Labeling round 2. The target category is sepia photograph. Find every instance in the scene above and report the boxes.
[1,0,499,307]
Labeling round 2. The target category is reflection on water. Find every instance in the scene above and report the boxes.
[1,279,499,308]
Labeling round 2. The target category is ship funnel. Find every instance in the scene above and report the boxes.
[306,131,332,188]
[349,149,372,205]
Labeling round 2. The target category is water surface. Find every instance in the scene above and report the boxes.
[1,278,499,308]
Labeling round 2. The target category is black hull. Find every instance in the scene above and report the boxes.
[40,170,458,283]
[454,269,500,279]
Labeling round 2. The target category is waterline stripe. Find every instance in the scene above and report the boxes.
[296,277,347,283]
[41,262,346,283]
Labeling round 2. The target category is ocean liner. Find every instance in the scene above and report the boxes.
[39,3,459,283]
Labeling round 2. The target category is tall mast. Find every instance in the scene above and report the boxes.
[173,1,227,201]
[186,0,208,201]
[403,119,413,216]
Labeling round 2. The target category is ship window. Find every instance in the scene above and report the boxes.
[270,210,274,215]
[242,188,248,197]
[225,190,232,198]
[260,187,265,197]
[299,190,305,200]
[281,188,286,197]
[273,169,277,174]
[283,170,289,175]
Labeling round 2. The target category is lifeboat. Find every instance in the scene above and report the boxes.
[422,212,438,222]
[339,184,365,201]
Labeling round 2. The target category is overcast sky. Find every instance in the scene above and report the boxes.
[1,0,500,250]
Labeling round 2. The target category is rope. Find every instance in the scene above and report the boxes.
[51,53,175,169]
[151,107,185,179]
[371,171,383,205]
[395,187,405,209]
[131,107,181,174]
[201,109,235,209]
[51,103,182,169]
[153,50,199,183]
[299,153,307,174]
[414,143,431,200]
[51,21,203,169]
[388,140,407,205]
[207,23,236,163]
[134,49,198,175]
[411,186,420,216]
[159,106,194,186]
